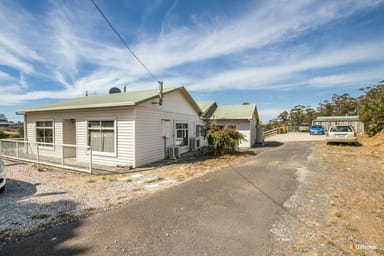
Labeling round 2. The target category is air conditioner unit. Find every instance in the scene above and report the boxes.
[168,147,179,159]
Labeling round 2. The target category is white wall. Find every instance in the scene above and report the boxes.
[135,90,203,167]
[215,119,252,148]
[25,89,203,168]
[26,106,135,167]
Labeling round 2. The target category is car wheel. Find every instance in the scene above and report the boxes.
[0,185,5,194]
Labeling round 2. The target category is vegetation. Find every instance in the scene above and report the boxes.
[0,130,6,139]
[201,119,245,155]
[268,80,384,136]
[0,126,24,139]
[358,81,384,136]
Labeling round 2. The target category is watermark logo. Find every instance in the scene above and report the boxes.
[349,242,377,251]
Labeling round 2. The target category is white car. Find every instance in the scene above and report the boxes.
[0,159,6,193]
[326,125,358,145]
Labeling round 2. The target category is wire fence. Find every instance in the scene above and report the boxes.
[0,139,93,174]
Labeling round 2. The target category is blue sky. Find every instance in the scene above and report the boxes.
[0,0,383,122]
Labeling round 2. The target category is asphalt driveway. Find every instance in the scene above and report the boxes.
[1,141,315,255]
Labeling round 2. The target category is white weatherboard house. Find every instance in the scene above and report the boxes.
[198,101,260,148]
[16,87,204,168]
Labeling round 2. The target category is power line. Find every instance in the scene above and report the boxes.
[90,0,157,80]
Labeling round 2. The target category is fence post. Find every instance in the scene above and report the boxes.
[89,147,92,174]
[36,143,40,171]
[61,145,64,166]
[16,141,19,158]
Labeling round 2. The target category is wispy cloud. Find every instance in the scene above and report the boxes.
[0,0,382,109]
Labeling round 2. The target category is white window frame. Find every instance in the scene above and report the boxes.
[35,120,54,148]
[87,120,117,156]
[175,122,189,147]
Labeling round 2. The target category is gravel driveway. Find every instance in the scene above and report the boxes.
[0,162,177,243]
[0,153,247,245]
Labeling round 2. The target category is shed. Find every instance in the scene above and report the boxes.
[198,102,260,148]
[312,116,364,134]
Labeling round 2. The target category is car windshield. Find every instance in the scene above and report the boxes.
[311,125,322,129]
[330,126,353,132]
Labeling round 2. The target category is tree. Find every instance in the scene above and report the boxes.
[289,105,306,127]
[201,119,245,155]
[358,81,384,136]
[317,100,334,116]
[332,93,357,115]
[277,111,289,126]
[303,106,316,124]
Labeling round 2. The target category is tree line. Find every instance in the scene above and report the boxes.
[266,80,384,136]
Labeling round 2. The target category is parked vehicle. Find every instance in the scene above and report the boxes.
[309,125,325,135]
[0,159,6,193]
[299,124,310,132]
[326,125,358,145]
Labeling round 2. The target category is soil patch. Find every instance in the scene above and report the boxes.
[271,134,384,255]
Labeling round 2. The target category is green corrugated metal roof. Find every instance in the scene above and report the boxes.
[212,104,256,120]
[18,87,200,113]
[197,101,215,114]
[315,116,360,121]
[197,101,217,118]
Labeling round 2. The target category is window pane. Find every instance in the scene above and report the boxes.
[36,121,44,127]
[45,136,53,144]
[175,123,188,146]
[102,130,114,152]
[101,121,114,128]
[88,120,115,153]
[89,130,102,151]
[88,121,100,128]
[44,121,53,127]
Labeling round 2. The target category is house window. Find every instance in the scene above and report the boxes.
[176,123,188,146]
[88,121,115,153]
[227,125,237,129]
[36,121,53,146]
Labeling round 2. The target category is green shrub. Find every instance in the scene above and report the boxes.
[201,120,245,155]
[0,130,7,139]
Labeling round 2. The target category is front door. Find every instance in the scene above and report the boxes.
[63,119,76,158]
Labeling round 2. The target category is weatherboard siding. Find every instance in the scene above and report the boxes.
[139,89,198,115]
[26,107,135,167]
[23,89,204,168]
[26,113,63,160]
[215,119,253,148]
[134,89,203,167]
[249,115,257,146]
[134,108,202,167]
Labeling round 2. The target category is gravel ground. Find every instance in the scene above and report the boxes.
[0,153,248,245]
[270,134,384,256]
[266,132,326,142]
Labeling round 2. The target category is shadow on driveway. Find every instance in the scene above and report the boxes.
[1,179,89,255]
